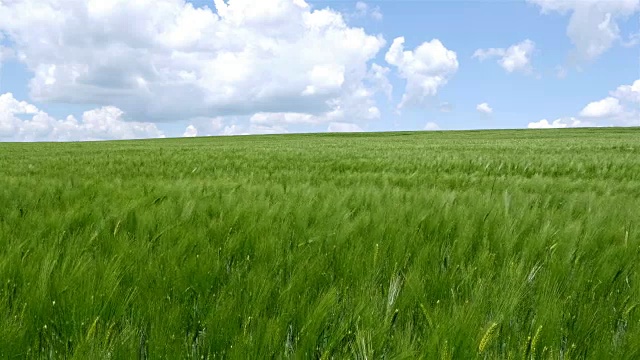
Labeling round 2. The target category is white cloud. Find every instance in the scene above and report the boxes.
[302,64,345,96]
[611,79,640,103]
[327,122,363,132]
[0,0,387,125]
[183,117,225,137]
[528,117,585,129]
[368,63,393,100]
[476,102,493,114]
[248,124,289,134]
[184,118,289,137]
[246,77,384,129]
[385,37,459,109]
[579,97,623,118]
[221,125,249,136]
[529,78,640,129]
[219,123,287,136]
[528,0,640,60]
[354,1,383,20]
[473,40,536,73]
[250,112,323,125]
[0,92,164,141]
[183,125,198,137]
[424,122,440,131]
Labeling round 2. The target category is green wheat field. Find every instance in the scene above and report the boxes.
[1,128,639,359]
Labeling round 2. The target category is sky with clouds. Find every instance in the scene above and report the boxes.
[0,0,638,141]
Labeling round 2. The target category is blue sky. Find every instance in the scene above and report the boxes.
[0,0,638,141]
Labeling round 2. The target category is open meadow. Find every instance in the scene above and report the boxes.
[1,128,640,359]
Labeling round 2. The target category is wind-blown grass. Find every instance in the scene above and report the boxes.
[1,128,639,358]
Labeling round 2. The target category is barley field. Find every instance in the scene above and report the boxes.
[1,128,639,359]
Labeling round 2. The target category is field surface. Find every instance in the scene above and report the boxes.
[1,128,640,359]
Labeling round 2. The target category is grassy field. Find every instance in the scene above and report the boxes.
[1,128,640,359]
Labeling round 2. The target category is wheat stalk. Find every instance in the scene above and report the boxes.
[479,322,498,353]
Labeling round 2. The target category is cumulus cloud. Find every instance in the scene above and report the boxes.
[597,79,640,125]
[529,78,640,129]
[611,79,640,103]
[183,125,198,137]
[354,1,383,20]
[246,85,382,128]
[218,123,288,136]
[473,40,536,73]
[424,122,441,131]
[368,63,393,100]
[182,117,226,137]
[220,125,249,136]
[0,0,386,126]
[528,117,586,129]
[248,124,289,134]
[327,122,363,132]
[0,93,164,141]
[184,119,289,137]
[528,0,640,60]
[385,37,459,109]
[476,102,493,114]
[579,97,624,118]
[250,112,323,125]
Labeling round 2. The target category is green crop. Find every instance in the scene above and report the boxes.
[1,128,639,359]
